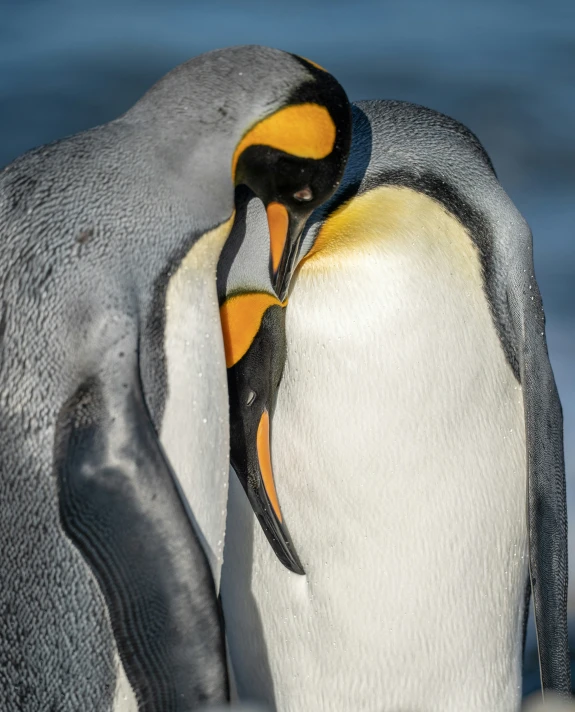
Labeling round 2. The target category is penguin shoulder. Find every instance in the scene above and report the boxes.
[355,99,496,178]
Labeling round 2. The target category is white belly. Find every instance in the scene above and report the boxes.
[221,191,528,712]
[160,220,232,590]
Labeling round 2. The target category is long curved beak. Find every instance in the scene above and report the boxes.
[232,408,304,575]
[266,202,305,301]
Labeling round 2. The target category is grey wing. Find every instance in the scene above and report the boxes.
[506,222,570,696]
[54,342,229,710]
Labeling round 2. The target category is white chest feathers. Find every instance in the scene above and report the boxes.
[160,217,233,590]
[221,187,528,712]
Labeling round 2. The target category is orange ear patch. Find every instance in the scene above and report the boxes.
[220,292,286,368]
[232,103,336,178]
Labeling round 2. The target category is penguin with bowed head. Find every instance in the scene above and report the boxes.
[219,100,570,711]
[0,46,351,710]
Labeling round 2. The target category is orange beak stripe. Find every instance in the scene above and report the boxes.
[257,409,282,522]
[266,202,289,274]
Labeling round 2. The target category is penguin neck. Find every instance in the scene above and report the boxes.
[122,78,266,225]
[123,67,269,178]
[299,184,424,269]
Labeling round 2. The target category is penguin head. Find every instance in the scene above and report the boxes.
[218,193,304,575]
[218,101,365,574]
[231,53,352,300]
[217,103,364,575]
[128,46,351,299]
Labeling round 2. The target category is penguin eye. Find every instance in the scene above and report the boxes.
[246,390,257,407]
[293,186,313,203]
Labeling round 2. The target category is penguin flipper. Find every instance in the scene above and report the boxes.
[54,349,229,709]
[507,236,571,696]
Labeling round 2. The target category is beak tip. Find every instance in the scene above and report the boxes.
[290,560,306,576]
[251,495,306,576]
[274,536,306,576]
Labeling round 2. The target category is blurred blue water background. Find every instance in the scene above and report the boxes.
[1,0,573,697]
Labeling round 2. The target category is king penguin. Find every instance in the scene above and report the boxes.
[219,100,570,711]
[0,46,351,711]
